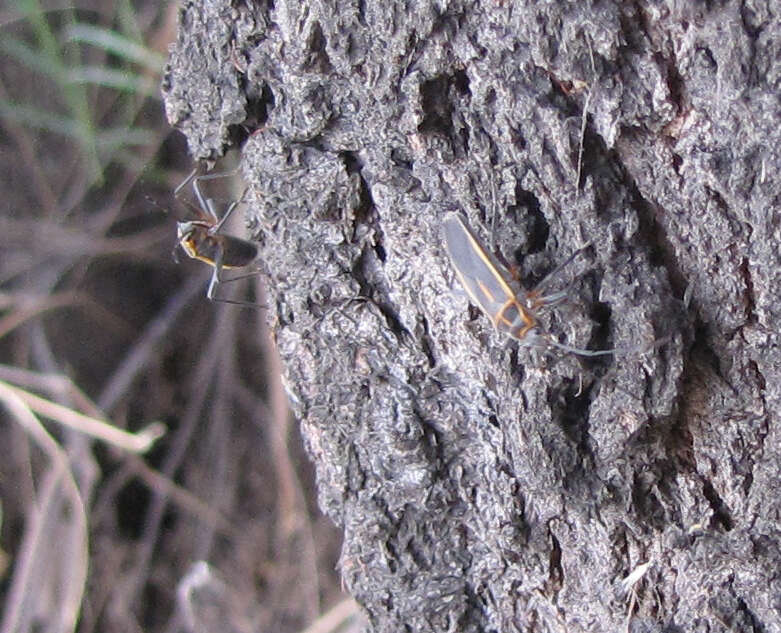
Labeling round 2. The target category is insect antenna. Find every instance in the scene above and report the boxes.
[144,194,184,261]
[544,336,617,357]
[543,332,665,358]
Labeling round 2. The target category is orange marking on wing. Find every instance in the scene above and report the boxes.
[476,279,497,305]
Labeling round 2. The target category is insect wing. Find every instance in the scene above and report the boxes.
[443,213,519,325]
[220,235,258,269]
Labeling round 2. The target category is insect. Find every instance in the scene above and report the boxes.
[174,169,263,307]
[442,212,617,357]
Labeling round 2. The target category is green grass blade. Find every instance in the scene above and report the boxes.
[64,23,166,73]
[67,66,160,97]
[14,0,102,180]
[0,35,62,81]
[0,99,84,139]
[95,126,159,150]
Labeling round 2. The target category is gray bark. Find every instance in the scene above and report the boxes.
[163,1,781,631]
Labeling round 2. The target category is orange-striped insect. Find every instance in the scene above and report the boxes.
[443,212,616,357]
[174,169,263,307]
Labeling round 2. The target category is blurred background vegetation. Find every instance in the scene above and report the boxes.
[0,2,352,631]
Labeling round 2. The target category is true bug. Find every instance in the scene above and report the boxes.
[174,169,263,307]
[443,212,617,357]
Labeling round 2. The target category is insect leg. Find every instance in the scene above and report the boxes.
[179,167,244,224]
[174,167,198,199]
[211,188,249,234]
[532,242,593,297]
[528,289,568,310]
[190,167,241,184]
[526,242,597,312]
[174,167,220,223]
[191,174,221,224]
[206,245,265,308]
[205,245,223,302]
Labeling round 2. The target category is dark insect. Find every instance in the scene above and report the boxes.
[174,169,263,308]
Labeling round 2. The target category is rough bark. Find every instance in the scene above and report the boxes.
[163,1,781,631]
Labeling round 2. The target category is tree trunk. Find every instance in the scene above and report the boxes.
[163,1,781,631]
